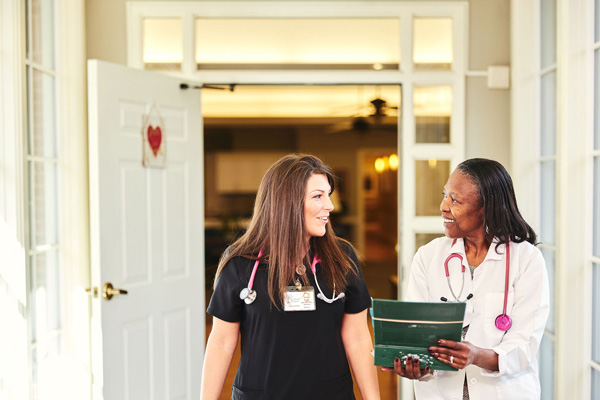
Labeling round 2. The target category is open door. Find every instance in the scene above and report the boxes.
[87,60,204,399]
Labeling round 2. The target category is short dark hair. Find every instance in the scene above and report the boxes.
[456,158,537,247]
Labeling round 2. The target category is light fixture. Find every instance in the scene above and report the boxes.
[389,154,399,171]
[428,158,438,169]
[374,158,385,173]
[375,154,401,173]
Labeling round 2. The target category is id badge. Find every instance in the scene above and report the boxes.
[283,286,316,312]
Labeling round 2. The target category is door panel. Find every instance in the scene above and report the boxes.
[87,60,204,399]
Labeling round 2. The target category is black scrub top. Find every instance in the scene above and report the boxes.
[207,243,372,400]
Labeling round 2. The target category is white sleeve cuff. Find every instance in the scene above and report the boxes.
[479,347,504,377]
[418,369,438,381]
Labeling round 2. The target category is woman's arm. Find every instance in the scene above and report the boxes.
[428,339,499,371]
[341,309,380,400]
[200,317,240,400]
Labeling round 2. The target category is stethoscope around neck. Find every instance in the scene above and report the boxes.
[442,239,512,331]
[239,249,345,305]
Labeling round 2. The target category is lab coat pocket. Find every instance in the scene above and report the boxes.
[483,291,515,343]
[495,370,539,400]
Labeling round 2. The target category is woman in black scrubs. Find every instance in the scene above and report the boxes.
[201,154,379,400]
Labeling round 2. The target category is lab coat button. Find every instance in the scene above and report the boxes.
[470,378,477,384]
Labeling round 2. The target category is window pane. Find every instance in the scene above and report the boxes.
[203,84,400,119]
[414,86,452,143]
[593,263,600,363]
[415,159,450,216]
[413,18,453,71]
[597,0,600,41]
[30,0,55,69]
[540,160,555,244]
[143,18,182,70]
[28,69,57,158]
[29,161,59,247]
[595,157,600,256]
[30,251,61,343]
[540,0,556,68]
[541,247,555,334]
[195,18,400,69]
[539,334,554,400]
[541,71,556,156]
[31,328,62,400]
[415,233,444,253]
[593,367,600,400]
[595,50,600,150]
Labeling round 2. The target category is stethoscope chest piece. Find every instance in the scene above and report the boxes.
[495,313,512,331]
[239,287,257,304]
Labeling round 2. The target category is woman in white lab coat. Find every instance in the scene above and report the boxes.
[385,158,549,399]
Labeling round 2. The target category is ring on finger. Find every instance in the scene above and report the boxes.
[450,355,454,363]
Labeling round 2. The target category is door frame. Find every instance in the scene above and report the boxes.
[127,3,468,399]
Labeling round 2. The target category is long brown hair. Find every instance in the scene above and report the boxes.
[214,153,358,309]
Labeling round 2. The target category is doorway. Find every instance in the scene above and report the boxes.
[202,84,400,398]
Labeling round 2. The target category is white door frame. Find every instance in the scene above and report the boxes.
[127,3,468,399]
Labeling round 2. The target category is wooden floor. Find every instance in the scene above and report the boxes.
[205,236,400,399]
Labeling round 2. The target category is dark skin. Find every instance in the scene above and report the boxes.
[382,170,499,378]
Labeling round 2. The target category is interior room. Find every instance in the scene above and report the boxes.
[0,0,597,399]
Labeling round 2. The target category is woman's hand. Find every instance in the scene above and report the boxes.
[381,355,433,380]
[428,339,498,371]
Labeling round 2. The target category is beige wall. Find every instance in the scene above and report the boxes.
[85,0,511,167]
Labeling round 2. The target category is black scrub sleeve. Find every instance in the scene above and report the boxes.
[206,257,247,323]
[341,242,372,314]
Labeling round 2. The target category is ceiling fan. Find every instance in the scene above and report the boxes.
[325,97,398,135]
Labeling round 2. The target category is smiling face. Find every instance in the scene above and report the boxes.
[304,173,334,240]
[440,170,485,240]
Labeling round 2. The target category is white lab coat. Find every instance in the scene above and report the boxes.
[406,237,549,400]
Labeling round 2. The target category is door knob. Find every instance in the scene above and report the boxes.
[102,282,128,301]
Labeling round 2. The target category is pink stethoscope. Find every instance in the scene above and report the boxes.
[442,239,512,331]
[239,249,345,305]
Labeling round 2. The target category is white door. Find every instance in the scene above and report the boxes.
[87,60,205,400]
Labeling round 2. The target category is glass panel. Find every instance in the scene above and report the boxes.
[414,86,452,143]
[597,0,600,42]
[415,233,444,252]
[595,157,600,256]
[413,18,453,71]
[540,160,555,244]
[541,71,556,156]
[29,161,59,247]
[541,248,555,334]
[593,263,600,363]
[203,84,400,119]
[195,18,400,69]
[30,251,61,343]
[539,334,554,400]
[30,0,55,69]
[28,68,57,158]
[595,50,600,150]
[143,18,182,70]
[31,330,62,400]
[415,159,450,216]
[540,0,556,68]
[593,367,600,400]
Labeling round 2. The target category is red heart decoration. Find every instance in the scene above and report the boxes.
[147,125,162,156]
